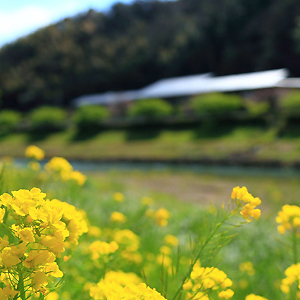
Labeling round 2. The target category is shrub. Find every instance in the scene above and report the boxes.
[0,109,21,134]
[245,101,270,117]
[128,99,173,120]
[29,106,66,131]
[280,91,300,117]
[73,105,109,131]
[191,93,243,116]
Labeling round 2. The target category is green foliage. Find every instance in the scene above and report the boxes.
[245,101,270,117]
[0,110,21,134]
[128,99,173,120]
[73,105,109,131]
[280,91,300,116]
[29,106,66,131]
[191,93,243,116]
[2,0,300,110]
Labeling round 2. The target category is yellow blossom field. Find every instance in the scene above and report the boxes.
[0,146,299,300]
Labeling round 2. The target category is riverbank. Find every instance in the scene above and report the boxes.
[2,125,300,165]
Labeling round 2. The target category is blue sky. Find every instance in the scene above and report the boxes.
[0,0,134,47]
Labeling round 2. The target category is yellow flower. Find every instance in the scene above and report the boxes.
[89,241,119,259]
[141,197,154,206]
[113,229,140,252]
[0,247,21,268]
[281,263,300,294]
[25,145,45,160]
[0,208,5,223]
[231,186,262,222]
[70,170,87,186]
[18,228,35,244]
[45,157,73,177]
[111,212,127,223]
[239,261,255,276]
[159,246,171,255]
[219,289,234,299]
[245,294,268,300]
[155,208,171,227]
[157,254,172,267]
[187,265,233,299]
[88,226,101,237]
[113,192,125,202]
[276,205,300,234]
[46,292,59,300]
[164,234,179,246]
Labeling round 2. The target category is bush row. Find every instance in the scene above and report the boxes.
[1,92,300,134]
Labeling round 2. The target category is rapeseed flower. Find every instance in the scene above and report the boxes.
[239,261,255,276]
[276,205,300,234]
[245,294,268,300]
[110,211,127,223]
[231,186,261,222]
[113,192,125,202]
[25,145,45,160]
[183,264,234,300]
[0,187,88,297]
[70,170,87,186]
[155,208,171,227]
[89,241,119,259]
[89,271,142,299]
[164,234,179,247]
[280,263,300,294]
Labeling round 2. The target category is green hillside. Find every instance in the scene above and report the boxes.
[1,0,300,110]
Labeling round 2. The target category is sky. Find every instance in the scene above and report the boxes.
[0,0,134,47]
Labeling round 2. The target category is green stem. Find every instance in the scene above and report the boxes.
[17,270,26,300]
[293,227,298,265]
[171,211,233,300]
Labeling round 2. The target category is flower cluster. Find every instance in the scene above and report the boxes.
[146,208,172,227]
[245,295,268,300]
[183,263,234,300]
[0,187,88,297]
[89,270,142,299]
[25,145,45,161]
[45,157,87,186]
[239,261,255,276]
[89,271,166,300]
[280,263,300,294]
[231,186,261,222]
[276,205,300,234]
[113,193,125,202]
[89,241,119,260]
[110,212,127,223]
[113,229,142,264]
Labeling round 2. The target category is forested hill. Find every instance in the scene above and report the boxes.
[1,0,300,110]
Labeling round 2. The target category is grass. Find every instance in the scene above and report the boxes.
[1,159,300,299]
[2,123,300,164]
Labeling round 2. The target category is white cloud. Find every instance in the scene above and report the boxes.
[0,6,52,45]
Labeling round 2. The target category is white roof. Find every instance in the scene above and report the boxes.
[73,69,290,107]
[139,69,288,99]
[73,90,140,106]
[138,73,213,99]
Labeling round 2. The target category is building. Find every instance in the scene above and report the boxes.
[72,68,300,109]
